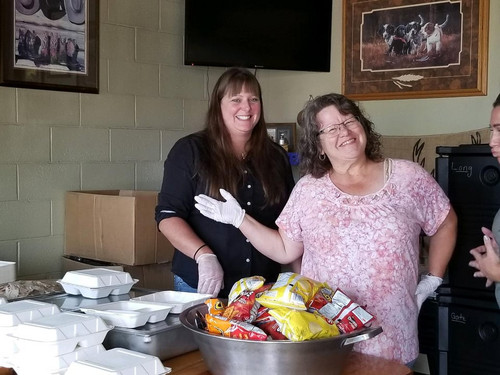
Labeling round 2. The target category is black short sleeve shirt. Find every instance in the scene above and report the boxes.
[155,132,295,297]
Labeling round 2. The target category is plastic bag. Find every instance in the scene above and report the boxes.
[256,272,321,310]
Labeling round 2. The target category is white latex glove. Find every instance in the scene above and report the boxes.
[196,253,224,297]
[194,188,245,228]
[415,274,443,311]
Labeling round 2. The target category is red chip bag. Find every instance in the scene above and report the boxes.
[335,303,375,334]
[307,286,335,314]
[308,288,352,324]
[254,305,288,340]
[223,289,259,322]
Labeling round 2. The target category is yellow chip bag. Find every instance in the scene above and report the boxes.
[268,307,340,341]
[227,276,265,304]
[256,272,321,310]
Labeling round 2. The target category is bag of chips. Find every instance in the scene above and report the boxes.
[307,287,351,323]
[205,298,226,316]
[268,307,340,341]
[227,275,266,304]
[335,303,375,334]
[200,275,375,342]
[205,313,268,341]
[307,288,375,333]
[256,272,321,310]
[254,305,288,340]
[223,289,260,323]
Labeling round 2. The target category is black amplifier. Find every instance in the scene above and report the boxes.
[435,144,500,292]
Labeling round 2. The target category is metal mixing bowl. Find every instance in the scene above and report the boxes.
[180,303,382,375]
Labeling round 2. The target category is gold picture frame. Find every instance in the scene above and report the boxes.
[342,0,489,100]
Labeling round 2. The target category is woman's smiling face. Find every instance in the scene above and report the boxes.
[489,105,500,163]
[220,85,261,136]
[316,105,366,162]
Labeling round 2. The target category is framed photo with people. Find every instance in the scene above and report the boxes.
[342,0,489,100]
[0,0,99,93]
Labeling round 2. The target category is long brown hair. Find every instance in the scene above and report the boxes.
[494,93,500,107]
[198,68,289,205]
[298,93,383,178]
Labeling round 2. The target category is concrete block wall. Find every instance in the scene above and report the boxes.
[1,0,499,280]
[0,0,227,279]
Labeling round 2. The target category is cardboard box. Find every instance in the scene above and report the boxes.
[0,261,16,283]
[123,263,173,291]
[62,256,174,291]
[64,190,174,266]
[62,256,124,272]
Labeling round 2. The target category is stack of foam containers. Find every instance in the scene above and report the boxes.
[0,260,16,283]
[57,268,138,299]
[8,311,112,374]
[0,299,61,367]
[65,347,172,375]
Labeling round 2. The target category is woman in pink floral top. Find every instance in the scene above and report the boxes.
[195,93,457,365]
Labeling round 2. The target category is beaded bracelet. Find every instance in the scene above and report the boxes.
[193,244,207,261]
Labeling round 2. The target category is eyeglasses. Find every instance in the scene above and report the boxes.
[318,116,360,137]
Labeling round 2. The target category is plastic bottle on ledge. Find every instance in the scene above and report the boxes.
[278,133,289,152]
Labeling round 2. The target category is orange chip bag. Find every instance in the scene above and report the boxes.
[205,298,226,316]
[205,313,268,341]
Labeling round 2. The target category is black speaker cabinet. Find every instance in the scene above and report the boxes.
[435,144,500,292]
[438,292,500,375]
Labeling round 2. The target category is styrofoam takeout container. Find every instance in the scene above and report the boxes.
[10,311,113,356]
[60,268,135,288]
[0,300,61,357]
[58,281,138,299]
[80,301,173,328]
[65,347,172,375]
[40,291,132,311]
[0,261,16,283]
[0,299,61,328]
[12,344,106,375]
[131,291,212,314]
[58,268,138,299]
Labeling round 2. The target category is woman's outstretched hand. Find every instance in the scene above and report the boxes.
[195,188,246,228]
[469,227,500,286]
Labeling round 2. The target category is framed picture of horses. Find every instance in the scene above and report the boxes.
[342,0,488,100]
[0,0,99,93]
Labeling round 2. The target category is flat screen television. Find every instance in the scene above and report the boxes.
[184,1,333,73]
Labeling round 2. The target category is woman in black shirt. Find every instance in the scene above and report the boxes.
[155,68,295,297]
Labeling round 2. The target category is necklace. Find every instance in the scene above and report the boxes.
[241,152,247,160]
